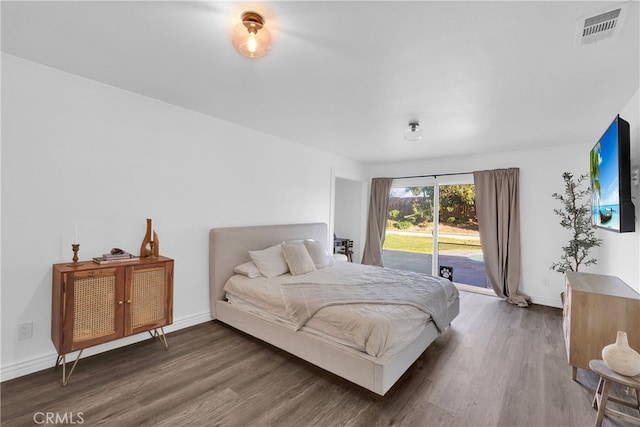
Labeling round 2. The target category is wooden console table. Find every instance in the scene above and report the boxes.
[563,272,640,380]
[51,256,173,385]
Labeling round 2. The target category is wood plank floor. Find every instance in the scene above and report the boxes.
[2,291,637,426]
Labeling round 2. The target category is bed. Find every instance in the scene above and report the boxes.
[209,222,459,396]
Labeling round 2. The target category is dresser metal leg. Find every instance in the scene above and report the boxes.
[55,350,83,386]
[148,327,169,350]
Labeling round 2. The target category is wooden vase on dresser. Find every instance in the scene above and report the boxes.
[563,271,640,380]
[51,256,174,385]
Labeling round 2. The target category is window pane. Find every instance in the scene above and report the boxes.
[437,184,488,288]
[383,186,434,275]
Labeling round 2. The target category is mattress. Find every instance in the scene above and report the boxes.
[224,262,458,358]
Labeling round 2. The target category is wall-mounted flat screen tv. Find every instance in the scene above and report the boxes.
[590,115,635,233]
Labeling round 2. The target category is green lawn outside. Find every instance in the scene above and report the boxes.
[383,233,480,254]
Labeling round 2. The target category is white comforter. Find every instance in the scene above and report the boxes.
[223,262,458,358]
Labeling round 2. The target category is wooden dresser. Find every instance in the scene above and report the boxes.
[563,272,640,380]
[52,256,173,384]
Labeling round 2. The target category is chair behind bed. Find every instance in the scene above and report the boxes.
[209,222,328,318]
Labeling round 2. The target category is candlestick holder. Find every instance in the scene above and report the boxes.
[69,244,84,266]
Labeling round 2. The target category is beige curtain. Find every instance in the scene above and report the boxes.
[473,168,530,307]
[361,178,393,266]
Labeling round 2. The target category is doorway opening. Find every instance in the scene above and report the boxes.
[333,176,365,263]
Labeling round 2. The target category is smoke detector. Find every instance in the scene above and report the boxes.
[575,3,628,46]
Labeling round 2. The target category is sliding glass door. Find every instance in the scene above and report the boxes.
[382,176,489,290]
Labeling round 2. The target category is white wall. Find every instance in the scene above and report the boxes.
[369,143,609,308]
[593,89,640,292]
[0,54,366,380]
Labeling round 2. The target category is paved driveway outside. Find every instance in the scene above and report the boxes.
[382,249,489,289]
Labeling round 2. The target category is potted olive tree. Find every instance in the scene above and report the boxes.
[551,172,602,273]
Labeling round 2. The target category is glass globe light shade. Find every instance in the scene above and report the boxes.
[403,122,423,142]
[232,12,272,58]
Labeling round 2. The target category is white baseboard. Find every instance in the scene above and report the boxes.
[0,311,212,383]
[455,284,563,309]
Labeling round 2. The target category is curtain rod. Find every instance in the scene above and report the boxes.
[392,171,474,180]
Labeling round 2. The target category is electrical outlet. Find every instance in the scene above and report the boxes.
[18,322,33,340]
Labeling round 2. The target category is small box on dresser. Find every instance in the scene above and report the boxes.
[563,271,640,380]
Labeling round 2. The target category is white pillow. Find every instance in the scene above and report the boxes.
[332,253,348,264]
[249,244,289,278]
[303,239,330,269]
[233,261,261,278]
[281,241,316,276]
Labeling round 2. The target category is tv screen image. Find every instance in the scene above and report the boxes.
[590,115,635,233]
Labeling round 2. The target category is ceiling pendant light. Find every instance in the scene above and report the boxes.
[403,121,423,142]
[232,11,272,58]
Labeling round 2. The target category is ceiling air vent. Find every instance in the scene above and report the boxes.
[575,4,627,45]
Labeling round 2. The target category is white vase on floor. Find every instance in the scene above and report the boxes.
[602,331,640,377]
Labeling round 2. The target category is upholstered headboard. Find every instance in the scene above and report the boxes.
[209,223,328,318]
